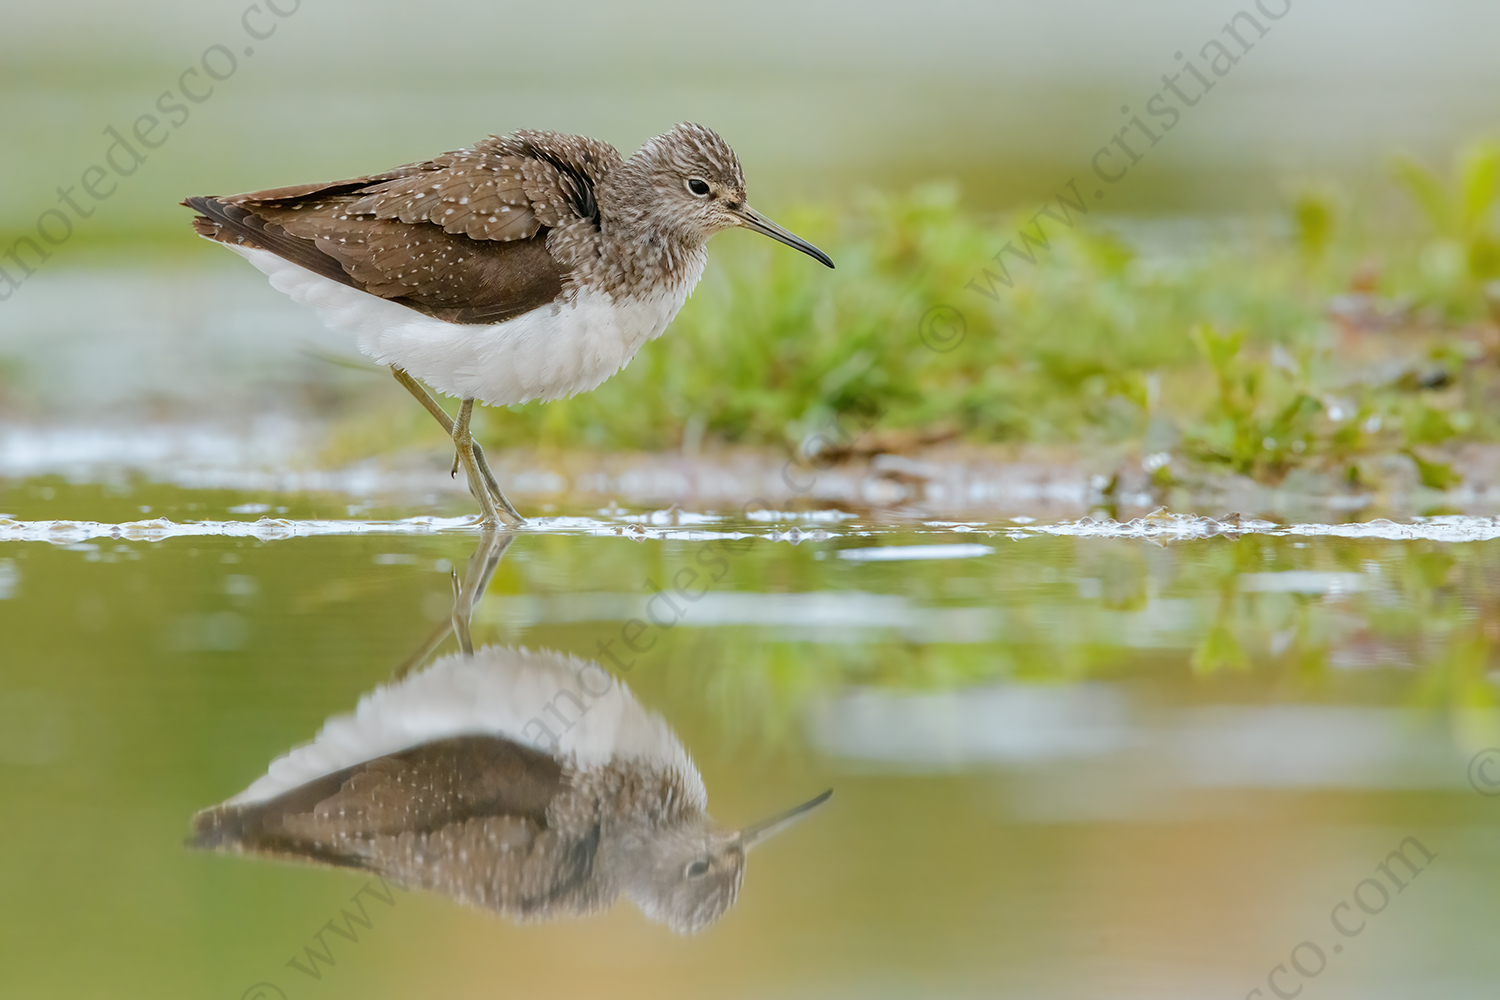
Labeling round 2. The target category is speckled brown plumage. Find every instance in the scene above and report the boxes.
[184,129,623,324]
[184,124,832,335]
[189,735,712,924]
[184,127,713,323]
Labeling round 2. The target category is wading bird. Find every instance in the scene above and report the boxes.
[184,123,834,524]
[190,643,831,933]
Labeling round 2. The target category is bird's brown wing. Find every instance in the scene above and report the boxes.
[190,736,563,853]
[358,811,611,921]
[183,131,622,325]
[343,131,620,236]
[189,735,612,920]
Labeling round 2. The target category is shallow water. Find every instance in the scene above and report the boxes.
[3,481,1500,999]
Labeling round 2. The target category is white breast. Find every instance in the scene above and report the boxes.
[228,244,707,406]
[227,645,704,807]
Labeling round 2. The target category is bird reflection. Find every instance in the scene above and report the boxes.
[190,530,830,933]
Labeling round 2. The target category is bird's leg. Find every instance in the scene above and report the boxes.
[395,579,462,678]
[392,366,455,434]
[472,442,525,523]
[450,562,474,655]
[450,526,514,658]
[391,368,524,524]
[454,399,502,527]
[391,528,516,679]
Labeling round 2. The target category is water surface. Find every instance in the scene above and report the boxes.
[2,485,1499,998]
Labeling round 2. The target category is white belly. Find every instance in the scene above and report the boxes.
[226,644,704,808]
[228,245,706,406]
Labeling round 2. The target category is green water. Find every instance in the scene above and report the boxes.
[3,481,1500,999]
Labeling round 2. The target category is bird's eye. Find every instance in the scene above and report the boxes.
[686,178,711,197]
[685,859,710,878]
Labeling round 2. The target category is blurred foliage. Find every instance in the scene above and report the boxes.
[478,182,1313,456]
[1393,139,1500,308]
[1182,324,1323,480]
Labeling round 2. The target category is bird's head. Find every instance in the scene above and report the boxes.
[621,788,832,934]
[607,122,833,268]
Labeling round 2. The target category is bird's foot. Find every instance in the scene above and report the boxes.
[472,441,525,524]
[452,399,523,527]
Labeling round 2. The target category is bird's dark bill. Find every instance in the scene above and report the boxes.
[736,207,835,268]
[739,788,834,848]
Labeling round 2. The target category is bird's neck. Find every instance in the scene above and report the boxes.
[581,167,707,299]
[579,760,708,825]
[561,217,705,302]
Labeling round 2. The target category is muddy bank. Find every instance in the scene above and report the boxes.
[9,421,1500,521]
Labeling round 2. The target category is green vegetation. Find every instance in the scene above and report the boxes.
[417,139,1500,489]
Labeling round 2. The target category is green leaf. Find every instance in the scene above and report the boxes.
[1458,140,1500,234]
[1192,621,1248,674]
[1404,449,1463,490]
[1291,189,1338,259]
[1393,155,1453,234]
